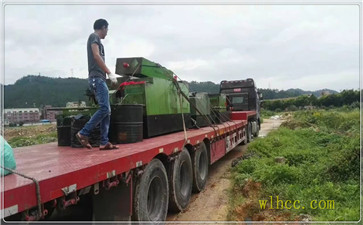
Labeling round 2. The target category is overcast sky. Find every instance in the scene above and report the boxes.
[3,3,360,91]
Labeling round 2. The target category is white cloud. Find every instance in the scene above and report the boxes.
[3,4,360,91]
[166,59,209,71]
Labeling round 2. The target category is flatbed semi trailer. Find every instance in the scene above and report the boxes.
[1,111,256,222]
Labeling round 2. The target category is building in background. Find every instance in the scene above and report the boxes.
[4,108,40,125]
[42,105,62,122]
[66,101,86,108]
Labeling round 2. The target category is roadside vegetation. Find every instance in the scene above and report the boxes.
[229,107,360,221]
[260,110,277,119]
[262,89,359,112]
[4,124,57,148]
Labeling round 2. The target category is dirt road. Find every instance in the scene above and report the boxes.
[167,118,283,222]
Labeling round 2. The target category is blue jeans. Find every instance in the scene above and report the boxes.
[80,77,111,145]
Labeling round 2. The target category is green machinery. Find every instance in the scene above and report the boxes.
[112,57,190,138]
[189,92,211,128]
[208,93,229,124]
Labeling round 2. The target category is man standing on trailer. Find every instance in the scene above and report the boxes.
[76,18,119,150]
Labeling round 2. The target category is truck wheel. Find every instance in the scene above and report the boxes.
[169,148,193,212]
[133,158,169,222]
[254,123,260,138]
[239,128,247,145]
[247,122,252,143]
[191,142,209,193]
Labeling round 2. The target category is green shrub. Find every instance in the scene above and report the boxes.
[260,110,277,119]
[8,132,57,148]
[231,108,360,221]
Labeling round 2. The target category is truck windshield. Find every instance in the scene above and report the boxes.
[232,96,244,104]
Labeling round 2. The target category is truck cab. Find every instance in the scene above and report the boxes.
[220,78,261,141]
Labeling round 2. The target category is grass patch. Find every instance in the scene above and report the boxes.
[5,124,57,148]
[230,108,359,221]
[261,110,278,119]
[8,132,57,148]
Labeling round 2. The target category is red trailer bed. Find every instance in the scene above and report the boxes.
[1,120,246,217]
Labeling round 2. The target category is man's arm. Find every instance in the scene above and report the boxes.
[91,43,111,75]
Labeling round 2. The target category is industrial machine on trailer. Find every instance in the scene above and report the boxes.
[1,58,260,222]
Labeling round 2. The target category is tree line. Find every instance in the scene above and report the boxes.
[5,75,342,109]
[262,90,360,111]
[5,75,90,108]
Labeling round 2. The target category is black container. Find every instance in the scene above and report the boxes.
[57,126,71,146]
[57,117,73,146]
[112,122,143,143]
[143,114,191,138]
[71,115,100,148]
[111,104,144,122]
[110,104,143,144]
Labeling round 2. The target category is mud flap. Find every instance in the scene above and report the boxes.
[92,181,131,221]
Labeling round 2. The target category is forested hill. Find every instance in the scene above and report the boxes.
[188,81,338,98]
[5,75,338,108]
[5,76,90,108]
[258,88,338,99]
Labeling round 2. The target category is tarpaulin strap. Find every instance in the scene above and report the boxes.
[129,64,141,81]
[169,75,188,144]
[177,88,188,144]
[171,77,219,137]
[1,166,42,219]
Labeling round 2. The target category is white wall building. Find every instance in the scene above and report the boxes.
[4,108,40,124]
[66,101,86,108]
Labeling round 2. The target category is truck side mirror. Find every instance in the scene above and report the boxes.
[259,93,263,100]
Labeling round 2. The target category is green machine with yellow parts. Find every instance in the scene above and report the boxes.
[112,57,190,138]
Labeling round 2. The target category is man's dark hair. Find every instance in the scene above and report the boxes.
[93,19,108,30]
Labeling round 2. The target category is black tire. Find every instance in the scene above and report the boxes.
[247,122,252,143]
[191,142,209,193]
[169,148,193,212]
[254,122,260,138]
[133,158,169,222]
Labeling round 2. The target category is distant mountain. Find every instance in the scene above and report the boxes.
[4,75,339,108]
[286,88,339,97]
[5,75,90,108]
[258,88,338,100]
